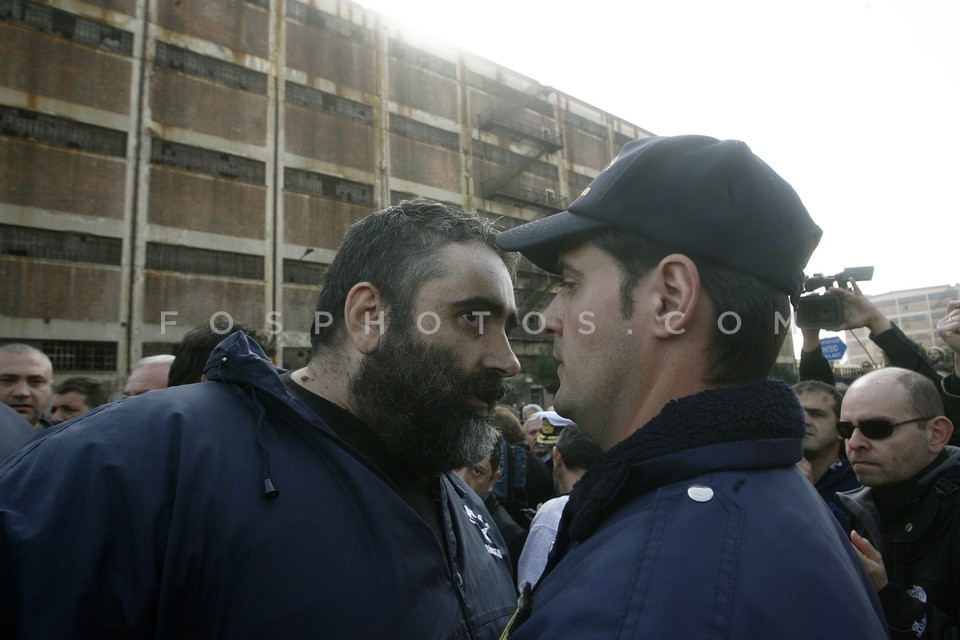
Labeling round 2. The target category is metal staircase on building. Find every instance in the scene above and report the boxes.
[477,96,566,213]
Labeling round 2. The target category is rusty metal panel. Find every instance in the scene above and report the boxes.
[148,166,266,239]
[388,135,461,193]
[72,0,137,16]
[143,272,266,329]
[283,105,374,170]
[156,0,269,59]
[285,19,375,94]
[150,70,268,146]
[0,257,122,321]
[0,24,132,113]
[562,111,606,139]
[282,192,368,250]
[388,40,456,79]
[564,127,611,170]
[0,138,127,218]
[281,284,320,334]
[282,259,325,286]
[388,59,459,122]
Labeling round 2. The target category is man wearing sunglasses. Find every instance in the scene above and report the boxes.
[838,367,958,638]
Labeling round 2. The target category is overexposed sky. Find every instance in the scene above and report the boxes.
[358,0,957,297]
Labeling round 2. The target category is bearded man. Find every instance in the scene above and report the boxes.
[0,199,521,639]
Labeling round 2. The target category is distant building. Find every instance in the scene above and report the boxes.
[845,284,959,365]
[0,0,653,400]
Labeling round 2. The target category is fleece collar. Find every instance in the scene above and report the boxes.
[562,379,804,544]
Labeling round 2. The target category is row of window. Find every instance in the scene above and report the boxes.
[389,40,457,79]
[0,339,119,372]
[284,168,374,204]
[285,0,374,44]
[0,224,122,265]
[285,82,373,125]
[1,0,134,55]
[0,105,127,157]
[151,139,266,185]
[2,104,567,189]
[0,223,328,284]
[156,42,268,94]
[0,340,326,373]
[1,0,617,147]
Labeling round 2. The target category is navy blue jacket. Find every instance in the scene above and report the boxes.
[816,454,861,530]
[0,403,35,461]
[0,332,517,639]
[504,380,888,639]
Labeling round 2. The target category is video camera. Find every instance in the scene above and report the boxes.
[795,266,874,329]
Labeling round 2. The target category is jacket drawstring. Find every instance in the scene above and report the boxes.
[251,389,279,500]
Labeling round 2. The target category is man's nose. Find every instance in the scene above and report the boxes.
[10,380,31,398]
[484,329,521,377]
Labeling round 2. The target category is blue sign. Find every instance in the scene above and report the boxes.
[820,336,847,362]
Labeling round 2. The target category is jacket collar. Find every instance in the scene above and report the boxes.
[838,447,960,551]
[562,379,804,544]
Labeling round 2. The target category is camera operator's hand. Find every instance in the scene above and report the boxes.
[937,300,960,376]
[826,278,893,335]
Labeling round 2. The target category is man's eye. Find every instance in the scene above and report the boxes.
[551,279,576,294]
[461,312,489,329]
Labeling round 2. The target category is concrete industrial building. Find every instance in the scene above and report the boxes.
[1,0,795,400]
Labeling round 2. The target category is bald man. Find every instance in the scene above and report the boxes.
[839,367,959,637]
[123,355,174,397]
[0,344,53,430]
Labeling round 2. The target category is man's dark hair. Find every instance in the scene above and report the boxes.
[793,380,843,419]
[556,424,603,472]
[590,229,790,385]
[311,198,518,353]
[168,321,277,386]
[53,376,108,409]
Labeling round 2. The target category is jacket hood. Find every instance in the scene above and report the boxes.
[204,331,287,396]
[202,330,303,500]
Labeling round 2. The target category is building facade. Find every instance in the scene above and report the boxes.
[1,0,658,397]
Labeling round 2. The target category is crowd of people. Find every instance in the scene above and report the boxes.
[1,134,959,639]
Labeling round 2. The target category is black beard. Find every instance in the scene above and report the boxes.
[348,325,511,476]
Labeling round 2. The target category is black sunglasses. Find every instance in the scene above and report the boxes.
[836,416,935,440]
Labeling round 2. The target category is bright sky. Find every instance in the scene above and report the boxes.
[358,0,957,297]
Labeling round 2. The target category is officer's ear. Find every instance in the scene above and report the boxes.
[343,282,387,355]
[650,254,702,339]
[926,416,954,454]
